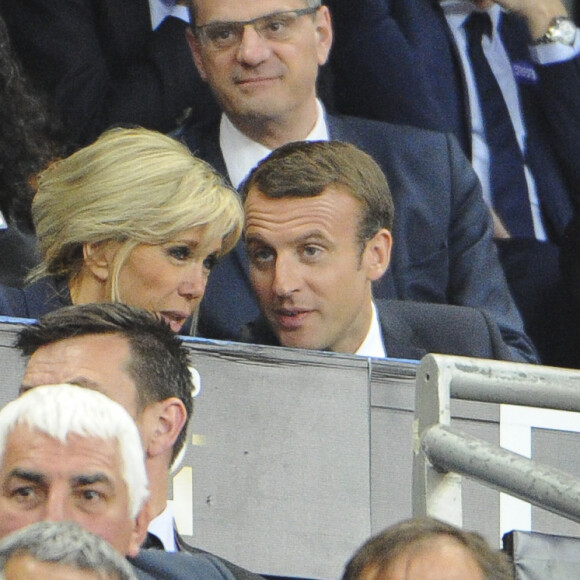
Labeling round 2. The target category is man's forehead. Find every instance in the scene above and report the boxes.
[195,0,309,23]
[245,186,360,236]
[21,335,137,408]
[5,554,106,580]
[23,334,131,378]
[2,426,121,467]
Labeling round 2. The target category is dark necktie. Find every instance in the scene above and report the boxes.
[464,11,535,238]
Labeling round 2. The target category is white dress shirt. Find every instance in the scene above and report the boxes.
[0,210,7,230]
[219,100,329,189]
[355,302,387,358]
[148,0,189,30]
[441,1,580,241]
[148,501,178,552]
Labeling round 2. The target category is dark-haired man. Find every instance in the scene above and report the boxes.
[16,303,262,580]
[239,140,523,361]
[178,0,537,363]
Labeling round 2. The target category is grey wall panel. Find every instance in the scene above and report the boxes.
[2,321,580,578]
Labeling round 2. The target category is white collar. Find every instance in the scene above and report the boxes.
[0,209,7,230]
[355,302,387,358]
[441,1,502,31]
[219,99,329,189]
[148,0,189,30]
[147,502,177,552]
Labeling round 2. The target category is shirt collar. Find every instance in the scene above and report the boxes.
[441,1,502,33]
[148,0,189,30]
[0,209,7,230]
[219,99,329,189]
[355,302,387,358]
[147,502,177,552]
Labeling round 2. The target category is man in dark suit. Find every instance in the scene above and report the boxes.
[0,0,219,147]
[238,140,520,361]
[0,383,237,580]
[15,303,262,580]
[177,0,537,363]
[327,0,580,366]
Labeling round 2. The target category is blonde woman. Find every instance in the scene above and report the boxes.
[0,127,243,334]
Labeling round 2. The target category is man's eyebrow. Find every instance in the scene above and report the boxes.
[294,231,329,244]
[246,230,328,245]
[20,376,102,395]
[245,233,269,245]
[71,473,113,488]
[7,469,47,485]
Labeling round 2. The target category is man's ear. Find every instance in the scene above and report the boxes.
[145,398,188,459]
[362,229,392,281]
[315,5,333,66]
[186,27,208,81]
[127,500,153,557]
[82,241,117,282]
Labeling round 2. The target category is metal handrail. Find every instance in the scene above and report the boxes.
[413,354,580,527]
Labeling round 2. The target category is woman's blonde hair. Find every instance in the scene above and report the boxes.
[31,126,243,299]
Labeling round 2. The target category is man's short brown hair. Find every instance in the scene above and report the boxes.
[240,140,394,247]
[341,517,512,580]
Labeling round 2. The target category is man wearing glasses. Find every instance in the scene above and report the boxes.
[178,0,538,364]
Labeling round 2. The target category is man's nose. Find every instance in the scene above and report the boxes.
[272,254,301,297]
[44,490,71,521]
[236,25,271,66]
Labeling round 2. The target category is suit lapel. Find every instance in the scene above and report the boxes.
[377,301,426,361]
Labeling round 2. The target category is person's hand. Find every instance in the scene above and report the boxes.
[492,0,569,39]
[490,209,511,239]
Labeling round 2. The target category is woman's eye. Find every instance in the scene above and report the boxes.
[168,246,191,261]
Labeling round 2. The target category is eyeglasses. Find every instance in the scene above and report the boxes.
[194,7,320,52]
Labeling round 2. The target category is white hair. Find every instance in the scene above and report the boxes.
[0,384,149,519]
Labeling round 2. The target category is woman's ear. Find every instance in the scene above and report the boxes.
[82,241,117,282]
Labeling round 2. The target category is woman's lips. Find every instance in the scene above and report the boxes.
[159,311,188,333]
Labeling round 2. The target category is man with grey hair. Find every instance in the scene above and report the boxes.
[0,384,237,580]
[0,521,137,580]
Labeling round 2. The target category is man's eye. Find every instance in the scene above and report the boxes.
[203,254,218,271]
[208,25,235,41]
[10,486,39,505]
[249,247,274,264]
[81,489,101,501]
[266,19,286,32]
[261,15,295,36]
[303,245,322,258]
[168,246,191,261]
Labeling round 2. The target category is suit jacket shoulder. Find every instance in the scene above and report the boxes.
[176,533,265,580]
[239,299,520,362]
[377,299,520,362]
[0,276,69,319]
[327,114,536,363]
[130,549,237,580]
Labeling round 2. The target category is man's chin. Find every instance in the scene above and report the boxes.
[276,330,324,352]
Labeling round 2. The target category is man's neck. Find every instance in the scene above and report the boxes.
[147,457,171,519]
[227,98,320,150]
